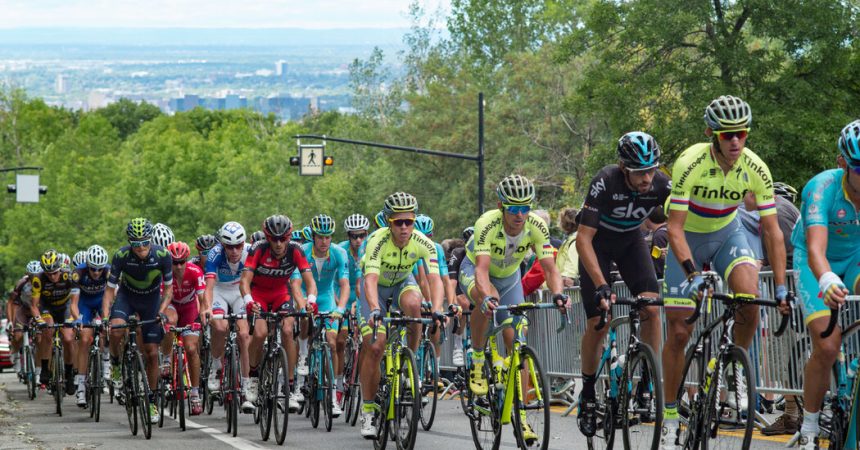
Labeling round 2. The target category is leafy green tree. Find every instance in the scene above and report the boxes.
[95,98,162,140]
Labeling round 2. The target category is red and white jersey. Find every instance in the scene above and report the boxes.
[172,262,205,305]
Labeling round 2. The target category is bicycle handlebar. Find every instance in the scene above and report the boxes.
[821,295,860,339]
[595,296,665,331]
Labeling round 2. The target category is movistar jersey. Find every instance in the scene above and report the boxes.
[107,245,173,296]
[466,209,554,278]
[669,143,776,233]
[791,169,860,259]
[362,228,439,287]
[291,242,349,311]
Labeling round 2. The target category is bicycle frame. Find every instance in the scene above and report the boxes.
[309,313,336,402]
[485,313,528,426]
[821,296,860,450]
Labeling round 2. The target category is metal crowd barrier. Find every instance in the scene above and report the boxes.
[437,270,854,412]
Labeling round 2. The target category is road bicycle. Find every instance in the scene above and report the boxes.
[81,322,105,422]
[112,316,162,439]
[256,310,301,444]
[210,312,245,437]
[342,311,363,426]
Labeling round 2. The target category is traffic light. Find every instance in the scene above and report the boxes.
[324,156,334,166]
[7,184,47,194]
[289,156,300,166]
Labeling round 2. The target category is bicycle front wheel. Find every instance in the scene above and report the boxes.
[419,341,438,431]
[258,356,273,441]
[272,347,290,445]
[619,343,663,450]
[52,346,63,416]
[512,345,551,450]
[177,348,187,431]
[226,349,240,437]
[701,346,754,450]
[89,349,102,421]
[134,353,153,439]
[322,343,335,432]
[309,349,321,428]
[123,355,137,436]
[466,360,502,450]
[25,347,37,400]
[393,347,420,450]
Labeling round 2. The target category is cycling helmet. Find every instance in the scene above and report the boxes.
[219,221,246,246]
[462,226,475,241]
[126,217,153,241]
[310,214,336,236]
[195,234,218,252]
[496,174,535,205]
[167,241,191,262]
[617,131,660,171]
[383,192,418,217]
[291,230,304,241]
[263,214,292,238]
[58,253,71,269]
[26,260,43,275]
[374,211,387,228]
[415,214,434,236]
[86,245,109,269]
[152,222,175,247]
[250,230,266,244]
[40,249,62,272]
[344,214,370,232]
[703,95,752,131]
[302,226,312,241]
[72,251,87,268]
[773,182,798,203]
[838,119,860,166]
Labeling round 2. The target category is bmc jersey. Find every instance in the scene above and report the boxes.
[10,276,35,308]
[292,242,349,311]
[669,143,776,233]
[362,228,439,287]
[172,263,205,305]
[244,241,311,300]
[204,243,250,288]
[108,245,173,296]
[466,209,554,278]
[74,264,109,299]
[32,269,79,308]
[580,165,671,233]
[791,169,860,260]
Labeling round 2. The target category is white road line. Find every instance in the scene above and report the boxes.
[177,415,265,450]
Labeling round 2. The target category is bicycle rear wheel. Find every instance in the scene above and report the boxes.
[393,347,420,450]
[466,360,502,450]
[701,346,754,450]
[89,349,102,421]
[619,343,663,450]
[134,353,153,439]
[177,348,187,431]
[419,341,438,431]
[273,347,290,445]
[52,345,63,416]
[512,345,551,450]
[258,356,273,441]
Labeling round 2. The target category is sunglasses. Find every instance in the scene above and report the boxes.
[268,235,288,243]
[224,243,244,250]
[88,267,105,272]
[348,232,368,240]
[129,239,151,248]
[848,163,860,175]
[715,129,749,141]
[388,218,415,228]
[172,260,187,266]
[503,204,531,215]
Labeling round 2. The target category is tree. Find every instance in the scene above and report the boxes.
[95,98,162,140]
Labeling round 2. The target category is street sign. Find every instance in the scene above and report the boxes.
[15,174,40,203]
[299,144,324,176]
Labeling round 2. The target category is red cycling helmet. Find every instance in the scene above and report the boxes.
[167,241,191,262]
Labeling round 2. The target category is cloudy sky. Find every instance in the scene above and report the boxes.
[0,0,451,28]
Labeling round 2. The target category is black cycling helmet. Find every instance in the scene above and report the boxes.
[617,131,660,171]
[263,214,293,238]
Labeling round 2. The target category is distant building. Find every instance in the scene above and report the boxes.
[224,94,247,110]
[275,60,288,80]
[55,75,67,94]
[86,91,108,110]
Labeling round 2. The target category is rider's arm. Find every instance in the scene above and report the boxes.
[538,255,564,296]
[759,214,786,286]
[805,226,832,280]
[29,278,41,319]
[416,262,431,301]
[667,209,696,274]
[575,224,608,287]
[363,273,381,312]
[101,285,116,320]
[203,277,215,313]
[158,283,174,315]
[239,270,253,298]
[294,271,315,311]
[70,292,81,321]
[473,254,500,300]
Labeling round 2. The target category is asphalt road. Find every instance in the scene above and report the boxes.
[0,371,793,449]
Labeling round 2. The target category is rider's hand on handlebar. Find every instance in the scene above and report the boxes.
[552,293,570,312]
[819,272,849,308]
[775,285,793,315]
[447,303,462,318]
[368,308,383,328]
[480,296,499,316]
[681,272,706,303]
[595,284,614,311]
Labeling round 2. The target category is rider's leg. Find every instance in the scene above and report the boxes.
[399,290,422,352]
[183,334,201,389]
[726,263,761,348]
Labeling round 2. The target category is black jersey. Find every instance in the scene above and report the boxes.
[75,264,110,298]
[32,269,79,308]
[107,245,173,297]
[580,165,671,234]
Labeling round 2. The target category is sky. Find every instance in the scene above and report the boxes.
[0,0,451,29]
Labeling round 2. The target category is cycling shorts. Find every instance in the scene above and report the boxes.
[40,303,71,323]
[250,289,292,314]
[76,294,104,325]
[13,303,33,330]
[110,290,163,344]
[662,217,758,310]
[459,256,523,322]
[167,300,201,337]
[359,273,420,336]
[211,287,245,316]
[794,247,860,325]
[578,231,659,319]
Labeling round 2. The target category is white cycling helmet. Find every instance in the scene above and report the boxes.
[26,260,43,275]
[152,222,175,247]
[86,245,109,269]
[344,214,370,232]
[72,251,87,268]
[219,221,247,246]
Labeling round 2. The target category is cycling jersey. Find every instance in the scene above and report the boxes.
[791,169,860,259]
[362,228,439,287]
[172,263,205,305]
[244,241,311,309]
[669,143,776,233]
[107,245,173,296]
[32,269,79,309]
[580,165,671,233]
[10,275,34,308]
[337,240,362,307]
[466,209,554,278]
[414,242,449,277]
[74,264,109,299]
[291,242,348,312]
[204,243,250,289]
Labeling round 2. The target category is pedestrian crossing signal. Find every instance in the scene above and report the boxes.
[324,156,334,166]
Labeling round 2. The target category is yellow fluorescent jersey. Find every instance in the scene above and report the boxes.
[669,142,776,233]
[466,209,554,278]
[363,228,439,287]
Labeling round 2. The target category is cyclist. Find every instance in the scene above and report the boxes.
[459,175,569,442]
[249,230,266,245]
[575,131,671,436]
[102,218,174,424]
[414,214,459,363]
[447,227,474,367]
[291,229,305,244]
[8,261,42,379]
[72,251,87,268]
[241,214,316,412]
[70,245,110,407]
[203,221,253,411]
[152,222,175,248]
[660,96,790,449]
[292,214,350,417]
[191,234,218,268]
[336,213,369,407]
[161,241,205,415]
[30,249,80,394]
[793,120,860,450]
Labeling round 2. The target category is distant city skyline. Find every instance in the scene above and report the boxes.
[0,0,451,29]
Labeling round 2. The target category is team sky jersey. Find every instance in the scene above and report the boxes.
[291,242,348,311]
[10,275,34,308]
[669,143,776,233]
[32,268,79,308]
[74,264,109,299]
[172,263,205,304]
[107,245,173,296]
[362,228,439,287]
[791,169,860,259]
[414,242,449,277]
[337,240,363,294]
[204,243,250,288]
[580,165,671,233]
[244,241,311,299]
[466,209,554,278]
